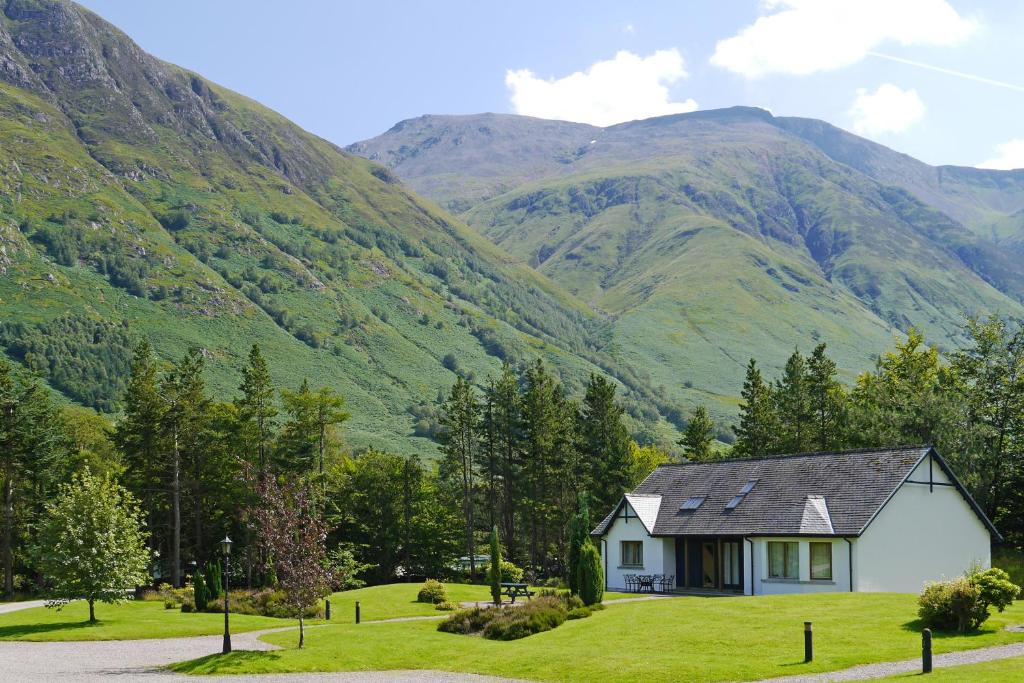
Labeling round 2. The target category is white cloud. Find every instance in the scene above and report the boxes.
[623,24,635,35]
[849,84,925,136]
[711,0,977,78]
[506,49,698,127]
[978,140,1024,170]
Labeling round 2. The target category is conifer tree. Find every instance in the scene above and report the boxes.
[578,539,604,607]
[439,377,479,577]
[679,405,715,461]
[521,360,559,571]
[806,343,847,450]
[775,349,813,453]
[488,525,501,606]
[580,373,632,518]
[733,359,778,458]
[236,344,277,470]
[567,493,590,595]
[485,362,521,563]
[1,361,62,597]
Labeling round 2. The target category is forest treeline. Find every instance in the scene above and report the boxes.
[703,317,1024,544]
[2,315,1022,598]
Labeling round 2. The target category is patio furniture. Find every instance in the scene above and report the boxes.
[636,574,655,592]
[623,573,636,592]
[658,574,676,592]
[500,582,535,603]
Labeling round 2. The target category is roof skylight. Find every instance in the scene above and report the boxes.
[725,495,745,509]
[740,479,758,494]
[680,496,706,511]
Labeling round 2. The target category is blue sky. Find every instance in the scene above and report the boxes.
[78,0,1024,168]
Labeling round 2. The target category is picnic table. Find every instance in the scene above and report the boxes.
[500,582,535,603]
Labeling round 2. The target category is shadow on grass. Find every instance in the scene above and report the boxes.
[0,620,98,639]
[169,649,283,674]
[900,619,991,638]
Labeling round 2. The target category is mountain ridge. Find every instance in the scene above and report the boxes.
[0,0,681,452]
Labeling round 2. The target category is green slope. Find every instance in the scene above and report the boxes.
[352,109,1024,423]
[0,0,678,452]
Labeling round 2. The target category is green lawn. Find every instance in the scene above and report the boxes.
[881,656,1024,681]
[0,599,287,641]
[323,583,633,622]
[171,593,1024,682]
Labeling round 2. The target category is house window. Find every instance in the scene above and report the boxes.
[810,542,833,580]
[621,541,644,568]
[768,541,798,579]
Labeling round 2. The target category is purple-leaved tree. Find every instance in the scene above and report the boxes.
[250,473,332,647]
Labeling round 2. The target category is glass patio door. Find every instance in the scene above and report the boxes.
[723,540,741,589]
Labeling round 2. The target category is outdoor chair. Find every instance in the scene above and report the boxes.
[623,573,637,592]
[659,574,675,592]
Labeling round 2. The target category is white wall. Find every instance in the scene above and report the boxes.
[749,537,852,595]
[601,502,674,590]
[856,457,991,593]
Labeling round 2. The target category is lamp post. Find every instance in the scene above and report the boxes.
[220,536,232,654]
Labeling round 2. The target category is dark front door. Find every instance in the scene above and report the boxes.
[687,538,702,587]
[675,538,686,588]
[701,541,717,588]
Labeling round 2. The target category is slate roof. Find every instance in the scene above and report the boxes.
[592,446,998,538]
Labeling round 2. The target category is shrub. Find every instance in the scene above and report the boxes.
[578,540,604,606]
[485,559,524,585]
[917,568,1020,633]
[180,602,194,613]
[206,589,323,618]
[417,579,448,604]
[435,600,458,611]
[204,561,222,601]
[437,595,578,641]
[193,572,208,612]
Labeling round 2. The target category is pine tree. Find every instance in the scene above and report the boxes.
[733,359,778,458]
[236,344,277,470]
[439,377,479,578]
[486,362,521,564]
[775,349,813,453]
[488,525,502,606]
[521,360,559,572]
[806,343,847,450]
[0,361,62,598]
[679,405,715,461]
[580,373,632,519]
[115,341,165,572]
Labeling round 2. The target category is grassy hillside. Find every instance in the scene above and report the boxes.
[352,109,1024,424]
[0,0,680,452]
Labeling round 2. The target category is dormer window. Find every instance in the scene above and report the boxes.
[681,496,705,511]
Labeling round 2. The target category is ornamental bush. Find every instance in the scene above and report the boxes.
[193,571,208,612]
[417,579,448,604]
[918,567,1021,633]
[578,540,604,607]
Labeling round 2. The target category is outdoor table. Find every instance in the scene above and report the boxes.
[500,582,535,603]
[636,575,655,592]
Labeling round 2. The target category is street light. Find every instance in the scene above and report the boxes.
[221,535,232,654]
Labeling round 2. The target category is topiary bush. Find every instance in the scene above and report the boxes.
[417,579,448,604]
[918,567,1021,633]
[204,561,222,601]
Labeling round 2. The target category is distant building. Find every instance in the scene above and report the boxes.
[592,446,998,594]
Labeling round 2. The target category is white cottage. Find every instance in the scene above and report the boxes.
[592,446,999,595]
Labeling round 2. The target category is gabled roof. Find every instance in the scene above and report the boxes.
[592,446,1000,539]
[624,494,661,534]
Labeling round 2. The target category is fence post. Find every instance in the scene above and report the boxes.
[922,628,932,673]
[356,600,361,624]
[325,599,331,620]
[804,622,813,663]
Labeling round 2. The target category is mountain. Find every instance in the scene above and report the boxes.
[0,0,679,453]
[351,109,1024,418]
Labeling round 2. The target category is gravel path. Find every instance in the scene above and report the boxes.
[757,641,1024,682]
